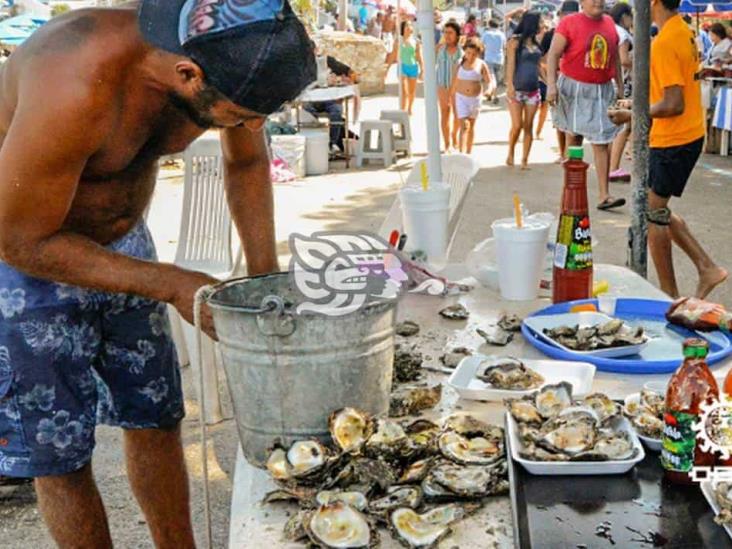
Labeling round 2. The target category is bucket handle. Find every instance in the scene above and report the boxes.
[254,295,296,337]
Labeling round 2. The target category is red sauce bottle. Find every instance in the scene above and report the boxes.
[662,338,719,484]
[552,146,593,303]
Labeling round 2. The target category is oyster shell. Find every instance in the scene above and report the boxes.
[389,505,465,548]
[477,358,545,390]
[305,502,375,548]
[396,321,420,337]
[592,431,637,461]
[715,483,732,527]
[543,324,578,338]
[316,490,369,512]
[519,443,570,462]
[403,420,440,455]
[266,447,292,481]
[438,431,504,465]
[441,414,503,439]
[263,486,317,505]
[534,382,573,419]
[476,326,513,346]
[288,440,330,478]
[597,319,624,336]
[368,486,422,516]
[429,461,495,498]
[439,347,472,369]
[497,313,523,332]
[640,390,665,417]
[330,408,375,454]
[538,415,598,456]
[582,393,621,424]
[328,457,398,493]
[517,423,542,444]
[365,420,411,459]
[506,397,544,425]
[284,509,309,542]
[394,343,424,383]
[439,304,470,320]
[390,385,442,418]
[399,458,435,484]
[632,411,664,439]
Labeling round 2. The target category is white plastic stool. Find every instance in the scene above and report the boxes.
[356,120,396,167]
[380,109,412,157]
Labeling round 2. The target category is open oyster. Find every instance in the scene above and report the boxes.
[368,486,422,516]
[327,457,398,493]
[592,431,637,461]
[330,408,374,454]
[534,382,573,419]
[305,502,376,548]
[439,304,470,320]
[438,431,504,465]
[640,390,665,417]
[403,419,440,455]
[390,385,442,418]
[439,347,472,369]
[428,461,496,498]
[442,414,503,439]
[266,440,330,482]
[506,397,544,425]
[544,321,646,350]
[477,358,544,390]
[582,393,621,424]
[519,443,570,462]
[538,414,598,456]
[266,448,292,481]
[365,420,411,460]
[396,320,420,337]
[497,313,523,333]
[632,411,664,439]
[316,490,369,512]
[389,505,465,548]
[597,319,624,336]
[399,458,435,484]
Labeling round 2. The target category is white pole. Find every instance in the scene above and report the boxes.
[338,0,348,31]
[417,0,443,183]
[397,0,403,107]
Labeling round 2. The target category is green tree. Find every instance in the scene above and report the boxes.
[51,4,71,17]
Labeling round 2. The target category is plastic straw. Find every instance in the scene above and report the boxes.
[513,193,523,228]
[420,163,429,191]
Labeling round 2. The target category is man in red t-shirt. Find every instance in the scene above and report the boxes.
[546,0,625,211]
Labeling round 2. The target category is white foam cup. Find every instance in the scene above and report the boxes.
[491,217,551,301]
[400,183,451,268]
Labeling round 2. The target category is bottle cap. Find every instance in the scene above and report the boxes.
[683,338,709,358]
[567,146,584,160]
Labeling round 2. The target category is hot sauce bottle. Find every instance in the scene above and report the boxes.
[552,146,593,303]
[662,338,720,484]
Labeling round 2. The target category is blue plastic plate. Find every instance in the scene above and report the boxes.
[521,298,732,374]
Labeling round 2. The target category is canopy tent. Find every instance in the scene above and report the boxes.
[0,13,47,46]
[680,1,732,13]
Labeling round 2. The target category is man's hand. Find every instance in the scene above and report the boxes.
[170,271,221,340]
[546,84,558,106]
[608,108,631,125]
[616,99,632,110]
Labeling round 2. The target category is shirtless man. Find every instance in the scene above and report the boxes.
[0,1,314,547]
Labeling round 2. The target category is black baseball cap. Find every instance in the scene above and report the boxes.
[139,0,316,115]
[559,0,580,14]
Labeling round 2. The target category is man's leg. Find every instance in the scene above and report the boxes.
[668,212,728,298]
[125,426,195,549]
[35,464,112,549]
[647,191,679,298]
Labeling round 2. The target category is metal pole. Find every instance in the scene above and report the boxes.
[417,0,443,183]
[628,0,650,277]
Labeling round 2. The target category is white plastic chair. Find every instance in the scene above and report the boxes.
[170,134,242,424]
[405,154,479,235]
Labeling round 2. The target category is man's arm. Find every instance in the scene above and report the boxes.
[0,75,217,332]
[650,85,685,118]
[221,126,279,276]
[546,32,568,105]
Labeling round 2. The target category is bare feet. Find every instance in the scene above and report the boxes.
[554,156,564,164]
[696,266,729,299]
[521,161,530,170]
[506,155,515,167]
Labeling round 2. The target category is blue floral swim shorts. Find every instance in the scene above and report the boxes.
[0,223,184,478]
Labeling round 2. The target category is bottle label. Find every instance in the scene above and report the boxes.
[553,214,592,270]
[661,411,697,473]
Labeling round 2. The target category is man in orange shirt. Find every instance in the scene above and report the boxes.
[610,0,727,299]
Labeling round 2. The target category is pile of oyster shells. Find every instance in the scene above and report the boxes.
[506,383,639,462]
[477,357,545,391]
[623,390,665,440]
[715,483,732,527]
[264,408,508,548]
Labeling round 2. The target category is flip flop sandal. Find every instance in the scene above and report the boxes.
[597,197,626,211]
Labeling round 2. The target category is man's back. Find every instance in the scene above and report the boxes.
[650,14,704,148]
[482,29,505,65]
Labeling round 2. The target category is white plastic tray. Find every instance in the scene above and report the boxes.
[701,481,732,540]
[523,311,650,359]
[623,392,663,452]
[506,413,645,475]
[448,355,595,402]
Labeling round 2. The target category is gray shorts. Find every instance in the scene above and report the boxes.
[552,74,619,145]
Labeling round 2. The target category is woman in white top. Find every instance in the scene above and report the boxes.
[450,37,492,154]
[707,23,732,66]
[609,2,633,182]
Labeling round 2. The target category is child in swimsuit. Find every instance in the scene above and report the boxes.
[450,37,492,154]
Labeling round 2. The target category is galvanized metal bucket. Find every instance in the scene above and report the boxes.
[207,273,397,467]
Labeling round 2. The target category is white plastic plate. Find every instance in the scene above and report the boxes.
[701,481,732,540]
[523,311,650,359]
[448,355,596,402]
[623,393,663,452]
[506,413,645,476]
